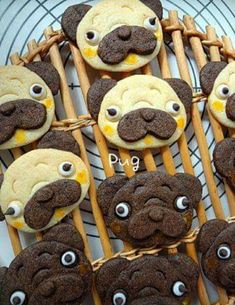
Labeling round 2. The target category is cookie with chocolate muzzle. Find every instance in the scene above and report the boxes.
[197,219,235,295]
[96,253,199,305]
[0,63,59,150]
[62,0,163,72]
[97,171,202,248]
[0,224,93,305]
[213,138,235,192]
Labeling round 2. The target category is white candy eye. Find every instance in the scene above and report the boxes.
[175,196,190,212]
[85,31,100,44]
[5,202,22,218]
[115,203,130,219]
[105,106,122,122]
[61,250,78,267]
[144,17,159,31]
[217,244,231,260]
[113,291,127,305]
[216,84,230,99]
[59,162,75,177]
[166,101,181,115]
[10,291,26,305]
[172,281,187,297]
[30,84,46,99]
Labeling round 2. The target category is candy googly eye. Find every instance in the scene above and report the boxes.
[115,203,131,219]
[105,106,122,121]
[10,291,27,305]
[172,281,187,297]
[217,244,232,260]
[59,162,75,177]
[113,291,127,305]
[216,84,231,99]
[85,31,100,45]
[166,101,181,115]
[4,202,22,218]
[174,196,190,212]
[30,84,46,99]
[61,250,78,267]
[144,17,159,31]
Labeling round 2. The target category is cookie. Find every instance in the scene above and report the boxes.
[0,223,93,305]
[0,145,90,233]
[62,0,163,72]
[200,61,235,128]
[0,63,59,150]
[97,171,202,247]
[87,75,192,150]
[213,138,235,192]
[96,253,199,305]
[197,219,235,294]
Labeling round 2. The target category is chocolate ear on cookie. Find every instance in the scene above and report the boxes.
[139,0,163,20]
[165,78,193,117]
[38,130,81,156]
[62,4,91,43]
[200,62,227,95]
[25,62,60,95]
[87,79,118,120]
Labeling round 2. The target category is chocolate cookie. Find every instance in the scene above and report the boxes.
[197,219,235,294]
[213,138,235,192]
[0,224,93,305]
[97,171,202,247]
[62,0,163,72]
[87,75,192,150]
[0,63,59,150]
[96,253,199,305]
[200,61,235,128]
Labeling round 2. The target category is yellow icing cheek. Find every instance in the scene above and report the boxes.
[144,135,154,145]
[42,98,53,109]
[212,100,224,112]
[124,54,138,65]
[83,47,97,58]
[15,129,26,144]
[155,30,163,41]
[102,125,115,137]
[182,299,190,305]
[54,208,66,219]
[176,118,185,129]
[12,220,24,230]
[76,169,88,184]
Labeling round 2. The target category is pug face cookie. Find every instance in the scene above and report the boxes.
[213,138,235,192]
[0,224,93,305]
[87,75,192,150]
[0,131,90,232]
[197,219,235,295]
[96,254,199,305]
[62,0,163,72]
[200,61,235,128]
[0,62,60,150]
[97,172,202,247]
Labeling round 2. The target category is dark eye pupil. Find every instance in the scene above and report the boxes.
[117,206,125,214]
[219,248,228,257]
[107,108,117,116]
[63,163,72,171]
[149,17,156,25]
[173,103,180,111]
[33,85,42,94]
[222,87,229,95]
[65,254,73,263]
[12,297,21,305]
[87,31,95,40]
[115,297,125,305]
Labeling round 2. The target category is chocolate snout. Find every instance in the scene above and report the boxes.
[226,94,235,121]
[128,206,187,240]
[219,261,235,288]
[0,99,47,145]
[117,108,177,142]
[98,26,157,65]
[131,296,181,305]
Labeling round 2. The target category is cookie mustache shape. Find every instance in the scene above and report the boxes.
[213,138,235,192]
[87,75,192,150]
[0,131,90,232]
[200,61,235,128]
[197,219,235,295]
[0,224,93,305]
[0,62,60,150]
[61,0,163,72]
[97,172,202,247]
[96,254,199,305]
